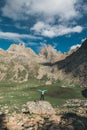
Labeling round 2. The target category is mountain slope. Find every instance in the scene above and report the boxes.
[53,39,87,85]
[0,41,87,86]
[0,44,40,82]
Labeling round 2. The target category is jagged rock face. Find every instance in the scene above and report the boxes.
[54,39,87,85]
[8,44,37,58]
[81,39,87,49]
[39,45,66,62]
[68,46,80,55]
[40,45,58,58]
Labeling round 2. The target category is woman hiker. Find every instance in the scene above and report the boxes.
[38,89,48,100]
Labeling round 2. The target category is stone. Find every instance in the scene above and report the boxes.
[26,101,56,115]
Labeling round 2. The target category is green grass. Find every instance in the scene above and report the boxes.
[0,79,86,113]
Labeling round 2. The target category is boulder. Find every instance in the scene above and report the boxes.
[26,101,56,115]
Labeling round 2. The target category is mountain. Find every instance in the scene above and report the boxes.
[68,46,80,55]
[8,43,37,58]
[0,44,40,82]
[0,40,87,86]
[39,45,66,62]
[52,39,87,85]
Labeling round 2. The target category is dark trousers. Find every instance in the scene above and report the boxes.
[40,94,44,100]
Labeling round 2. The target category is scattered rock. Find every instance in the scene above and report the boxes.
[0,100,87,130]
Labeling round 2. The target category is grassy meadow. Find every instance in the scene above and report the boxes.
[0,79,86,113]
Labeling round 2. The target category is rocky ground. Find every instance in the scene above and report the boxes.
[0,101,87,130]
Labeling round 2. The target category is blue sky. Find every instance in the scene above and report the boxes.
[0,0,87,53]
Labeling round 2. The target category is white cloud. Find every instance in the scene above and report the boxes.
[31,22,45,32]
[0,31,42,41]
[15,23,27,30]
[31,0,78,20]
[31,21,83,38]
[2,0,80,22]
[2,0,29,21]
[70,44,81,50]
[0,31,43,49]
[2,0,84,38]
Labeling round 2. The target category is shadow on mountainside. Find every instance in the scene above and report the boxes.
[40,47,87,76]
[42,112,87,130]
[0,114,9,130]
[52,39,87,72]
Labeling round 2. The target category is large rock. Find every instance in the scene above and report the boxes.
[26,101,56,115]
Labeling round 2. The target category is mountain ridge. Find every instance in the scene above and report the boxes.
[0,40,87,86]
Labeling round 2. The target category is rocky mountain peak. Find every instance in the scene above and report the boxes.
[7,43,37,57]
[68,46,80,55]
[39,45,65,62]
[40,45,58,56]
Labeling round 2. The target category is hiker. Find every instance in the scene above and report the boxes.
[38,89,48,100]
[40,90,45,100]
